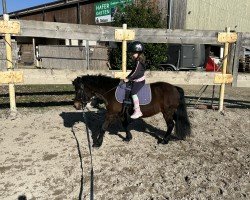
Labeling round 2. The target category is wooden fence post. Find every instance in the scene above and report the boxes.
[114,24,135,79]
[4,14,16,111]
[0,15,23,112]
[121,24,128,75]
[219,29,230,112]
[216,27,237,111]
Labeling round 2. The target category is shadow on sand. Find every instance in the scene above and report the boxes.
[60,109,180,146]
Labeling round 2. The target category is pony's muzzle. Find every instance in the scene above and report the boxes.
[73,100,84,110]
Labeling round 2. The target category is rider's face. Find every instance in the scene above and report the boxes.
[131,53,139,60]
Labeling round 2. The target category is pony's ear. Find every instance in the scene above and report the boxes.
[72,77,81,86]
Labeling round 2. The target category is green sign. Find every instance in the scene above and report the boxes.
[95,0,133,24]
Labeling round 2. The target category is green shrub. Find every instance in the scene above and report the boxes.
[109,0,168,70]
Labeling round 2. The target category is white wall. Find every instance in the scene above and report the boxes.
[185,0,250,32]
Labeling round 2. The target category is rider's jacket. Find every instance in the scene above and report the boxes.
[127,61,145,82]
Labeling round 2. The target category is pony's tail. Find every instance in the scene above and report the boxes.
[174,87,191,140]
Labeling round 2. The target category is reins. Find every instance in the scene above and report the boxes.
[71,108,94,200]
[102,84,119,96]
[100,80,125,96]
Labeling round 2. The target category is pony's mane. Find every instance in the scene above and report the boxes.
[80,74,120,89]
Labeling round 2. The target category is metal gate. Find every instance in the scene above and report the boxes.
[37,45,109,70]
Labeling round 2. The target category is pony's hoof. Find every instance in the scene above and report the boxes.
[92,142,101,148]
[158,138,169,145]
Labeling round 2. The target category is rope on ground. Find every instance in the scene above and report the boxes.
[70,108,94,200]
[82,108,94,200]
[71,125,85,200]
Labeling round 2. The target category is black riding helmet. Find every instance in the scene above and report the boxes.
[128,41,144,53]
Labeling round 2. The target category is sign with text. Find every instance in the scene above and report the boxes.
[95,0,133,24]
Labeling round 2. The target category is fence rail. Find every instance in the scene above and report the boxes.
[9,69,248,88]
[7,20,249,46]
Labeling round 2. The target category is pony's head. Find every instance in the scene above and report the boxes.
[72,75,119,110]
[72,77,91,110]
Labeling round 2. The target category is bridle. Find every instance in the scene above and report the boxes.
[75,81,123,109]
[74,85,91,109]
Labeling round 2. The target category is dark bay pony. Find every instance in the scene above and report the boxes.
[73,75,191,147]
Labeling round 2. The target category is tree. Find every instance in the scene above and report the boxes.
[109,0,168,70]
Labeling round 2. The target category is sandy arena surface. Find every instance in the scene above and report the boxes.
[0,85,249,200]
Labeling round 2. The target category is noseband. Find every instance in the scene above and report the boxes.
[75,87,90,106]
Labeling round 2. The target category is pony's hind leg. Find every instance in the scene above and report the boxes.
[164,119,175,144]
[160,110,175,144]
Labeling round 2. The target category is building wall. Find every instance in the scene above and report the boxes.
[171,0,187,29]
[10,1,98,25]
[81,3,96,25]
[16,5,79,24]
[45,6,78,23]
[10,0,168,26]
[19,13,43,21]
[10,0,250,32]
[185,0,250,32]
[154,0,168,23]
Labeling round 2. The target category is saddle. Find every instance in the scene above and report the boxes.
[115,82,152,106]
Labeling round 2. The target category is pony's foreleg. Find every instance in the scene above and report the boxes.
[93,114,113,148]
[121,113,132,142]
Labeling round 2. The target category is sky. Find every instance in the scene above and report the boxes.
[0,0,57,14]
